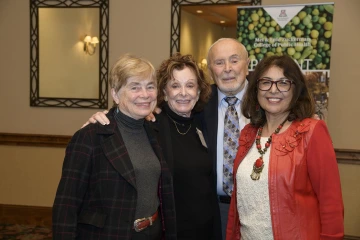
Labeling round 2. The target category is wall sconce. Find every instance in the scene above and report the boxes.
[83,35,99,55]
[200,58,207,70]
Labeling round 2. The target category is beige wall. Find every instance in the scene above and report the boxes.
[0,0,359,236]
[0,146,64,207]
[0,0,171,136]
[339,164,360,236]
[180,10,236,64]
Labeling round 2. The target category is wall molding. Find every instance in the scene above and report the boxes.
[335,148,360,165]
[0,133,71,148]
[0,204,52,227]
[344,236,360,240]
[0,133,360,164]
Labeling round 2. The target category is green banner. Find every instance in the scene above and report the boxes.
[238,3,334,71]
[237,3,335,121]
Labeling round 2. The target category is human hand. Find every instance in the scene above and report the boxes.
[81,110,109,128]
[145,107,161,122]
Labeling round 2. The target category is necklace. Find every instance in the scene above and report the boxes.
[250,118,288,180]
[166,114,192,135]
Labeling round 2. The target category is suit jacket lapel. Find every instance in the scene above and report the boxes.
[204,84,219,179]
[204,84,219,152]
[98,109,137,189]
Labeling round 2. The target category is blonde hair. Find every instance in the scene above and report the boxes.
[109,53,156,93]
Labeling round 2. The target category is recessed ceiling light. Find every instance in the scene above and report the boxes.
[220,20,226,24]
[196,10,203,13]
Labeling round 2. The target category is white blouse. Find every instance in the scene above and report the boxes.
[236,137,274,240]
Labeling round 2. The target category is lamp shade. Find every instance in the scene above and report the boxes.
[91,37,99,44]
[84,35,92,43]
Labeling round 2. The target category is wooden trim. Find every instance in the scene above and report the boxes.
[0,133,360,164]
[344,236,360,240]
[0,133,71,148]
[335,149,360,165]
[0,204,52,227]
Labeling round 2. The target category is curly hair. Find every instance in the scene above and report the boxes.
[242,55,315,127]
[156,53,211,112]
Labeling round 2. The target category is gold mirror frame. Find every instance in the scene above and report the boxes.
[170,0,262,55]
[30,0,109,109]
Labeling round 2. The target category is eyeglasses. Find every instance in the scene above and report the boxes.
[257,78,294,92]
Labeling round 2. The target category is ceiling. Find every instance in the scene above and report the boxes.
[181,5,243,28]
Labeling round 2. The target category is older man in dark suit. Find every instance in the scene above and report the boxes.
[203,38,250,239]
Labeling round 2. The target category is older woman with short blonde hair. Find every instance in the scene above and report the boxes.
[53,54,177,240]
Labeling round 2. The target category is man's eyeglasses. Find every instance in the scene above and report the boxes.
[257,78,294,92]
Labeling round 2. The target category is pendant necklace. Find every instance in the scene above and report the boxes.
[166,114,192,135]
[250,118,288,181]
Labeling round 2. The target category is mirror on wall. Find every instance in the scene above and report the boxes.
[30,0,109,108]
[170,0,262,64]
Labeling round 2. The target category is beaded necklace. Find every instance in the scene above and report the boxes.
[250,118,288,180]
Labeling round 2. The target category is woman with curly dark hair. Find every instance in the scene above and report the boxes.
[154,53,220,240]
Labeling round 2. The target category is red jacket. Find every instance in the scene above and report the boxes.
[226,118,344,240]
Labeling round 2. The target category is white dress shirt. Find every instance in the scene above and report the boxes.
[216,80,250,196]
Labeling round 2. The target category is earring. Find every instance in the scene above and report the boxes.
[164,96,168,102]
[256,104,260,111]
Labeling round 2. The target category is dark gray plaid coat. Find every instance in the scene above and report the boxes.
[52,108,177,240]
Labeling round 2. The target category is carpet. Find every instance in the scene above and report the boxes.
[0,224,52,240]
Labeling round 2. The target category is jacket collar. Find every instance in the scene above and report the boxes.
[98,107,137,188]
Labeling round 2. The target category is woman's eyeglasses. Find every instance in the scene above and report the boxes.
[257,78,294,92]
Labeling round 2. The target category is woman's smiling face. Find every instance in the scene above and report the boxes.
[112,76,157,120]
[257,66,294,119]
[163,67,200,117]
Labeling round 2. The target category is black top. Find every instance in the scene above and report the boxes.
[157,104,220,239]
